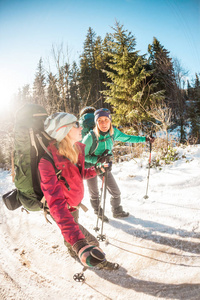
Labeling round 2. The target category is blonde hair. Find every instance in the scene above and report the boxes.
[93,123,114,137]
[58,135,80,164]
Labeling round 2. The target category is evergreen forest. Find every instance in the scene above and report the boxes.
[0,22,200,167]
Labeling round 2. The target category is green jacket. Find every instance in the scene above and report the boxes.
[82,127,146,166]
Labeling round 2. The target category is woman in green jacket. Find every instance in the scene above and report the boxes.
[82,108,154,221]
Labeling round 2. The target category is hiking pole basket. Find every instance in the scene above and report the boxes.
[73,266,87,282]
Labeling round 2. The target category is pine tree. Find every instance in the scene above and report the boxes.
[148,38,177,112]
[33,58,46,106]
[189,73,200,142]
[47,72,60,114]
[13,84,32,110]
[173,58,188,142]
[79,27,106,108]
[102,22,163,131]
[69,62,81,114]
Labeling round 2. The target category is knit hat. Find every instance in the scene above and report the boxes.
[79,106,96,117]
[44,112,77,142]
[94,108,111,123]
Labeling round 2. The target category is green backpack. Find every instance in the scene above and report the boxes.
[3,104,53,211]
[79,107,96,139]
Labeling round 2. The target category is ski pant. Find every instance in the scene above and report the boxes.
[87,171,121,212]
[64,209,99,254]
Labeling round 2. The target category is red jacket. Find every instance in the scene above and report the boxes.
[39,142,97,246]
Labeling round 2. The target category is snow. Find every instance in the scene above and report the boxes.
[0,144,200,300]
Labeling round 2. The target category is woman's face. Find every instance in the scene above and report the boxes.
[67,122,82,144]
[97,116,111,132]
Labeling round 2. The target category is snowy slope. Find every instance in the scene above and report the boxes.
[0,144,200,300]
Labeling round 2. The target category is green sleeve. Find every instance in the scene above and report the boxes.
[114,127,146,143]
[82,133,98,165]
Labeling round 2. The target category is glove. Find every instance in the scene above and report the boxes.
[146,136,155,143]
[96,155,107,165]
[95,151,112,174]
[73,239,105,267]
[95,161,112,175]
[96,149,112,165]
[95,164,105,175]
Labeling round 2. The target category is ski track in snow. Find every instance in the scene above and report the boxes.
[0,144,200,300]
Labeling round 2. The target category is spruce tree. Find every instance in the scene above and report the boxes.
[189,73,200,142]
[148,37,177,112]
[102,22,163,131]
[33,58,46,106]
[47,72,60,113]
[69,62,81,114]
[79,27,106,108]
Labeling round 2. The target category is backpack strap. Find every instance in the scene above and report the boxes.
[89,130,98,156]
[35,132,53,159]
[29,129,44,201]
[89,130,114,156]
[42,153,71,191]
[11,151,15,182]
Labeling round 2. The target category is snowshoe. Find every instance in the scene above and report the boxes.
[113,205,129,218]
[96,260,119,270]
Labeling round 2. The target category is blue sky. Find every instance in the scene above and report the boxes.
[0,0,199,109]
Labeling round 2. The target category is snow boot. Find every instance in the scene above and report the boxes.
[94,207,109,223]
[96,260,119,270]
[112,205,129,218]
[67,247,79,259]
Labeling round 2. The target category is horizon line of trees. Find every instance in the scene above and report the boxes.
[0,21,200,167]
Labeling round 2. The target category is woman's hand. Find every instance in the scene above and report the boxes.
[146,136,155,143]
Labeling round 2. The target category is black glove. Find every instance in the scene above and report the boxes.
[146,136,155,143]
[95,150,112,174]
[96,155,107,165]
[73,239,105,267]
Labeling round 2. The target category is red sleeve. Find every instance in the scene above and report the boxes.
[76,142,97,180]
[83,166,97,179]
[38,158,85,246]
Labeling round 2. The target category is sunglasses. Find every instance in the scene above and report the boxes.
[56,121,81,132]
[73,121,80,128]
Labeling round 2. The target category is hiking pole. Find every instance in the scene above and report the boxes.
[93,175,105,232]
[144,133,152,199]
[73,266,87,282]
[97,168,108,242]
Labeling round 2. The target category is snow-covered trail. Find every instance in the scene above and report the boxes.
[0,145,200,300]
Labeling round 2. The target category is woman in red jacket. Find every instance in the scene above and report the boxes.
[39,112,113,269]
